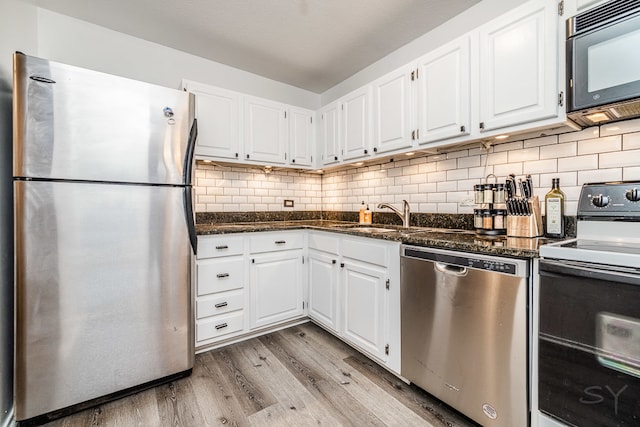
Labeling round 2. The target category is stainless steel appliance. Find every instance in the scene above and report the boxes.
[13,53,197,424]
[538,181,640,427]
[566,0,640,127]
[401,245,529,427]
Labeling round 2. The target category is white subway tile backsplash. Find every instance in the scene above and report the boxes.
[558,127,599,143]
[446,168,469,181]
[599,149,640,168]
[523,159,557,174]
[437,181,457,192]
[469,166,493,179]
[482,151,509,166]
[436,158,457,171]
[523,135,558,148]
[540,172,577,188]
[623,132,640,150]
[577,168,622,184]
[494,162,522,178]
[624,166,640,180]
[600,117,640,136]
[540,141,577,159]
[457,155,481,169]
[577,135,621,155]
[558,155,597,172]
[508,147,540,163]
[493,141,523,152]
[446,149,469,159]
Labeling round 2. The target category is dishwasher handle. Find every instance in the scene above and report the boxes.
[435,262,468,276]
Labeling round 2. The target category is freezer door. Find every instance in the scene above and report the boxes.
[13,53,195,185]
[14,180,194,421]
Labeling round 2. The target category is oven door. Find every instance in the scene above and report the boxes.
[568,11,640,112]
[539,259,640,427]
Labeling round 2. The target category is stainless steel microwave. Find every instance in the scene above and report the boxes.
[567,0,640,128]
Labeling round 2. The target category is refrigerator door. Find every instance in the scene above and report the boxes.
[13,53,195,185]
[14,180,194,421]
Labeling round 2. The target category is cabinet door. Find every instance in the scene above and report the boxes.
[250,250,304,329]
[244,96,287,164]
[341,262,387,361]
[372,65,414,154]
[308,250,339,331]
[288,107,314,167]
[320,102,340,165]
[417,35,471,144]
[187,82,241,160]
[478,0,558,132]
[341,86,371,161]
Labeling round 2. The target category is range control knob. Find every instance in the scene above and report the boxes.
[592,194,610,208]
[626,188,640,202]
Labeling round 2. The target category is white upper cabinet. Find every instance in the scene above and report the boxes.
[341,86,372,161]
[185,81,241,160]
[319,101,341,165]
[416,35,471,144]
[288,107,314,167]
[372,65,415,154]
[244,96,288,164]
[478,0,558,132]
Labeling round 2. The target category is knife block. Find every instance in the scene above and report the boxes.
[507,196,543,238]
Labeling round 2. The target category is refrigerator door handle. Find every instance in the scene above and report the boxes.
[183,187,197,255]
[183,118,198,186]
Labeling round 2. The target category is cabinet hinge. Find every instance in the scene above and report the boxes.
[558,0,564,16]
[411,70,415,81]
[385,344,389,355]
[385,279,390,290]
[558,91,564,107]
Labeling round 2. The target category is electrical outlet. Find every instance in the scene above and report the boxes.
[284,199,294,207]
[459,198,475,207]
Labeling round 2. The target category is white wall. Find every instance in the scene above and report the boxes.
[34,9,319,109]
[320,0,528,105]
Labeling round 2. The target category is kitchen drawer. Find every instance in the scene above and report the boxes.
[196,290,244,319]
[342,237,389,267]
[197,234,244,259]
[250,232,304,254]
[197,257,244,296]
[196,311,244,342]
[308,232,339,254]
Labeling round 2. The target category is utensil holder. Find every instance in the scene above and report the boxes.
[506,196,543,238]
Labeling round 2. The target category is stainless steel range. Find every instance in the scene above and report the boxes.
[538,181,640,427]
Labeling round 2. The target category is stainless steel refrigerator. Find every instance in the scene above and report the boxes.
[13,53,197,423]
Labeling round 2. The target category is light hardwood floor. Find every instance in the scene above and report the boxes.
[43,322,479,426]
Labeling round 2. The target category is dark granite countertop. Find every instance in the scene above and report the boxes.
[196,220,554,259]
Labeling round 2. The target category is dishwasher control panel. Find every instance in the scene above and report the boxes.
[466,258,517,274]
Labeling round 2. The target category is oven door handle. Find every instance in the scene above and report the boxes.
[540,259,640,285]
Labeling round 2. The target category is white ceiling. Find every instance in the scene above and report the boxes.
[22,0,482,93]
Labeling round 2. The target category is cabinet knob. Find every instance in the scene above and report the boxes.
[332,259,337,264]
[235,153,238,158]
[479,122,485,130]
[334,156,338,161]
[340,263,345,268]
[246,154,250,159]
[292,159,296,163]
[275,240,286,244]
[364,149,368,154]
[373,147,378,153]
[460,125,466,133]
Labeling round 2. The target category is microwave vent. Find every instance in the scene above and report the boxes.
[573,0,640,35]
[611,101,640,118]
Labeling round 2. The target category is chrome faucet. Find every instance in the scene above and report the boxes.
[377,200,411,228]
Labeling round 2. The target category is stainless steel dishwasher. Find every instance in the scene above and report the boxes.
[401,245,529,427]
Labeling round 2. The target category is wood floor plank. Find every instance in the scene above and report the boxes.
[258,329,387,426]
[41,322,478,427]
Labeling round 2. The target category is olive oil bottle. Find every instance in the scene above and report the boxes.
[545,178,565,238]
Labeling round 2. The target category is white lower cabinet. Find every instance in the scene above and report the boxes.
[307,232,401,373]
[195,235,247,347]
[250,249,305,329]
[195,230,400,374]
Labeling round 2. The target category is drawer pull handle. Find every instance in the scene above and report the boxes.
[214,302,228,308]
[275,240,286,244]
[215,245,229,250]
[215,323,228,330]
[216,273,230,278]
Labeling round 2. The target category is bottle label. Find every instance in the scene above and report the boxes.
[547,198,562,234]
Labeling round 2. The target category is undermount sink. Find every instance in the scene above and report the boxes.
[350,227,398,233]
